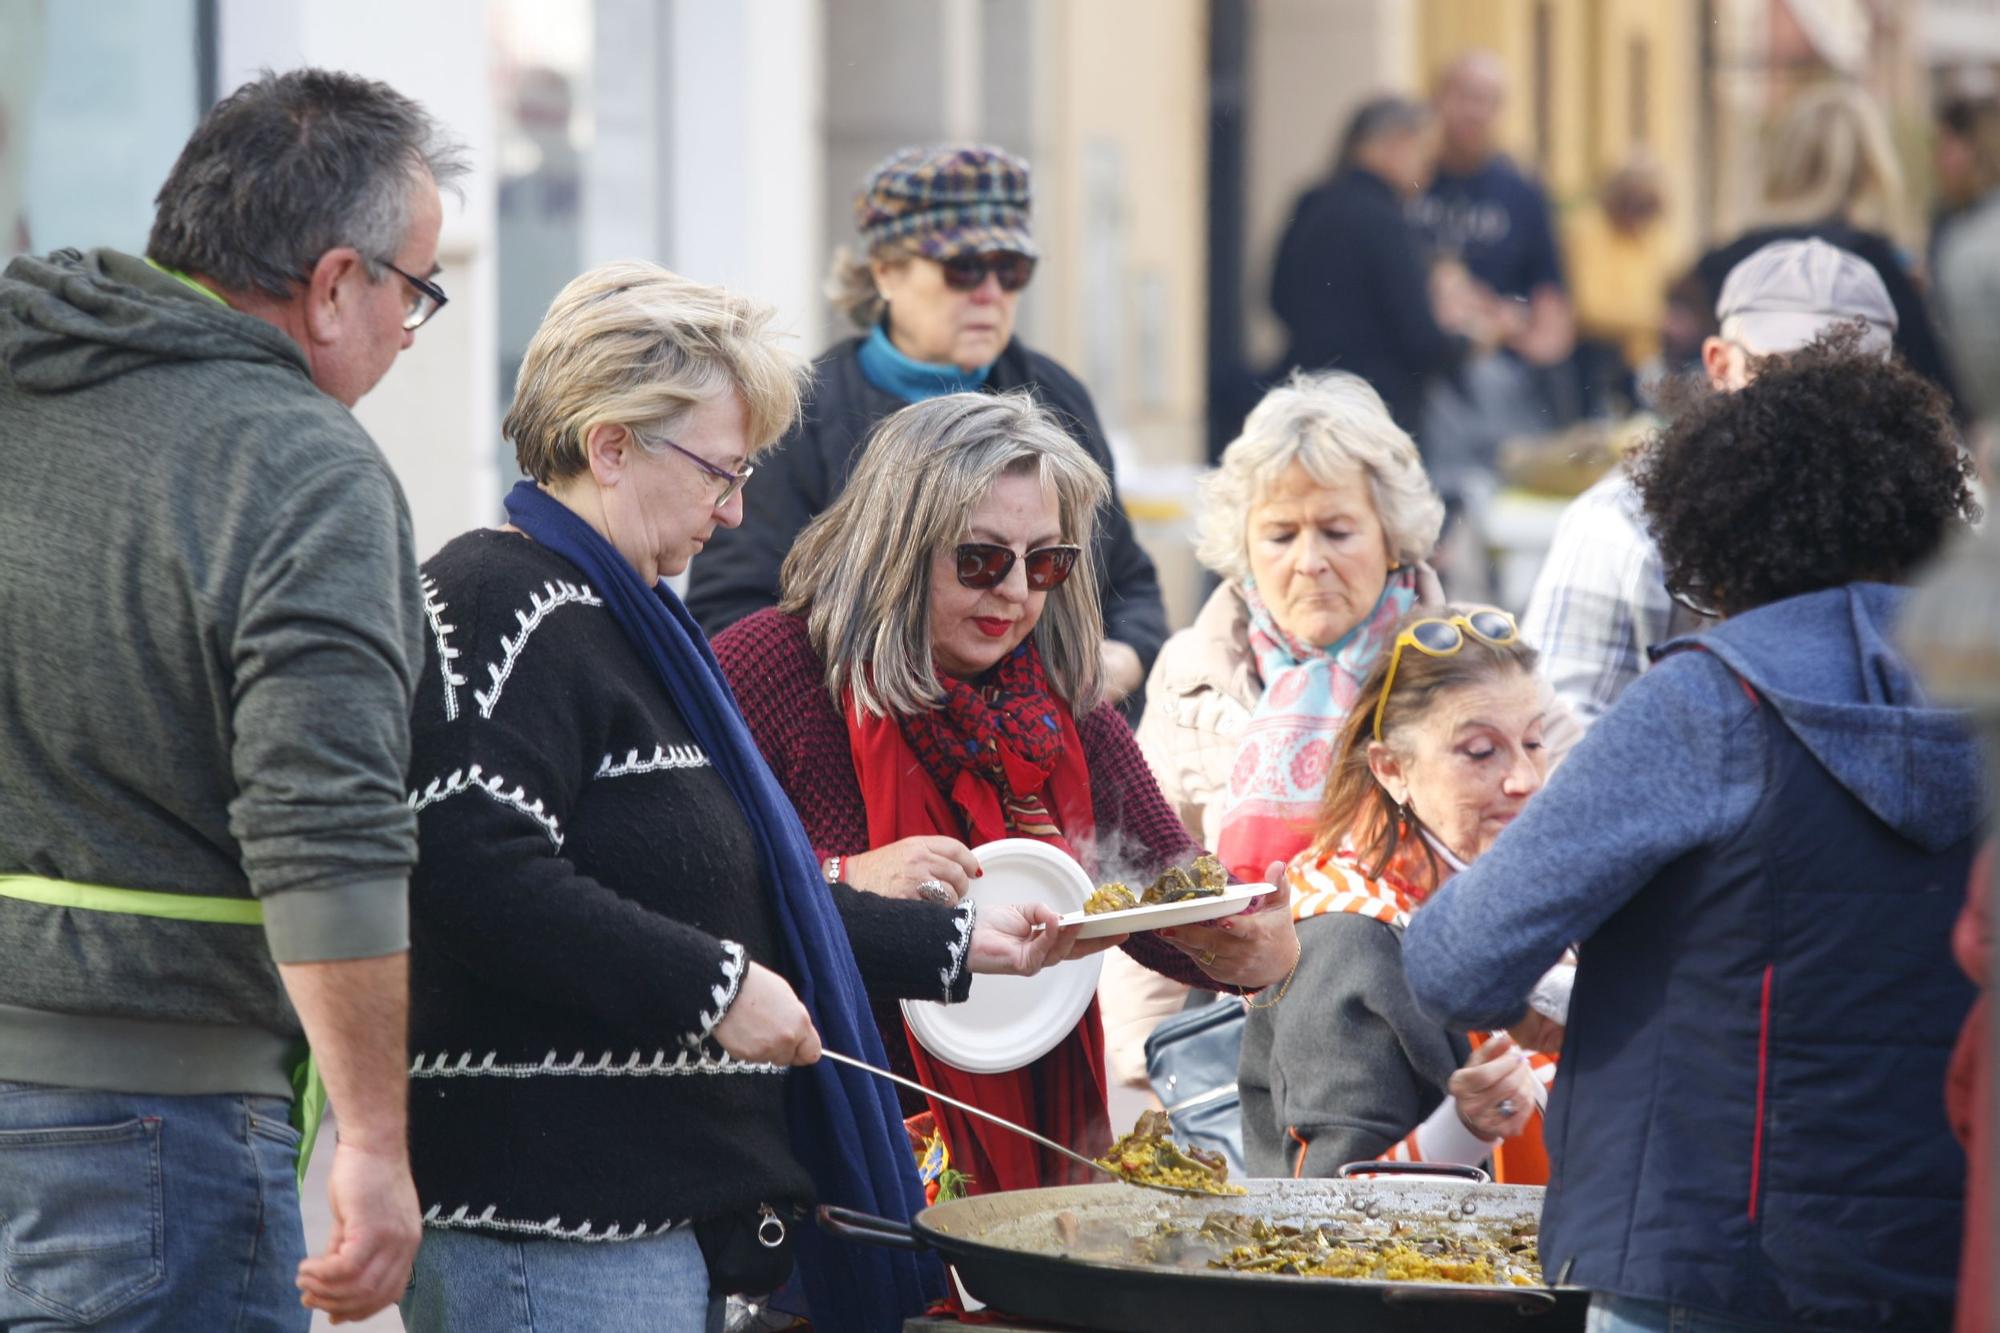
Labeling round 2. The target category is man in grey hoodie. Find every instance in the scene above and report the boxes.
[0,70,463,1328]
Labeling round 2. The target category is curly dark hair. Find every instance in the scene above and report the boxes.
[1631,333,1978,617]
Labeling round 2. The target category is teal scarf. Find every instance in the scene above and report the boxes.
[857,323,993,402]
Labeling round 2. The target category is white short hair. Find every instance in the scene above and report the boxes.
[1194,371,1444,582]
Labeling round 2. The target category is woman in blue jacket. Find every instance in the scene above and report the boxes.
[1402,338,1981,1332]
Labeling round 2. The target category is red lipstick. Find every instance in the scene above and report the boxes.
[973,617,1013,638]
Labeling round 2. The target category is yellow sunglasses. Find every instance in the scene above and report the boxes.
[1370,609,1520,742]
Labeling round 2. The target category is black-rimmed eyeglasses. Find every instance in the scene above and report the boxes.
[634,428,755,506]
[380,260,448,331]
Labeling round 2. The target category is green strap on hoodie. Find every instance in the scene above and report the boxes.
[143,258,228,307]
[0,874,327,1187]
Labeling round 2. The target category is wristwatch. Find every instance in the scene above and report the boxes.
[821,855,844,885]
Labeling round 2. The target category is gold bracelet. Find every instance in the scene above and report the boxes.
[1241,952,1301,1011]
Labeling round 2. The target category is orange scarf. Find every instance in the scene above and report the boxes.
[1288,844,1556,1183]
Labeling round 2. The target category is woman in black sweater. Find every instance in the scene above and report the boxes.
[399,261,1081,1333]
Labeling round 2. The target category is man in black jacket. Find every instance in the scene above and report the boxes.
[1270,96,1471,438]
[688,144,1166,707]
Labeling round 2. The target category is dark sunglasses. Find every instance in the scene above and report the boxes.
[1371,608,1520,742]
[939,251,1036,293]
[954,542,1082,591]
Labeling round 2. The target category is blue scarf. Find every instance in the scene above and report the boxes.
[857,322,993,402]
[502,481,942,1329]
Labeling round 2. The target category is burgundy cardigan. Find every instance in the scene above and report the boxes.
[713,607,1221,992]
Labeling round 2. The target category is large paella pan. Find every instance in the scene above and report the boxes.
[821,1165,1586,1332]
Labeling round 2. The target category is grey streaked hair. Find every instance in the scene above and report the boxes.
[505,261,808,484]
[779,391,1108,718]
[825,239,916,330]
[1195,370,1443,583]
[1760,83,1906,237]
[147,69,468,300]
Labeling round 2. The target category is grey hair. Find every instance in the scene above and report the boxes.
[147,68,468,300]
[1760,83,1906,236]
[1195,370,1443,583]
[825,240,915,330]
[504,260,808,484]
[779,391,1108,718]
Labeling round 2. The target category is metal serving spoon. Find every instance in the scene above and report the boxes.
[820,1048,1217,1198]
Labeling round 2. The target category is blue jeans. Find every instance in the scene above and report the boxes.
[402,1224,721,1333]
[0,1079,307,1331]
[1588,1293,1817,1333]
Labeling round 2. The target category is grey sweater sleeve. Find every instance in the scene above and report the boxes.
[1403,649,1764,1029]
[1267,913,1464,1178]
[227,460,421,964]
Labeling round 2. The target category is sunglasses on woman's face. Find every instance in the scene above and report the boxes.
[954,542,1082,591]
[939,251,1037,293]
[1371,608,1519,742]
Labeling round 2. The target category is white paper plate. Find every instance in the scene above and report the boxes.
[1058,881,1274,939]
[900,838,1104,1075]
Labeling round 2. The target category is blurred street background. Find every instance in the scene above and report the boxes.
[7,0,1997,633]
[5,2,1999,1326]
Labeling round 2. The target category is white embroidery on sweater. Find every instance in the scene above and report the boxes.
[689,940,747,1051]
[421,1203,690,1243]
[407,764,563,851]
[420,576,468,722]
[473,580,605,718]
[940,900,976,999]
[408,1047,781,1079]
[595,744,711,779]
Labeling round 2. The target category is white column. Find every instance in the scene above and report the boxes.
[662,0,825,351]
[213,0,501,560]
[585,0,668,267]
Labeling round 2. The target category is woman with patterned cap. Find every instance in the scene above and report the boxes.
[688,143,1166,715]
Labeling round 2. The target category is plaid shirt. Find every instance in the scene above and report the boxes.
[1520,469,1711,726]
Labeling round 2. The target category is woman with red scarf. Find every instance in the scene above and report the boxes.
[714,391,1300,1196]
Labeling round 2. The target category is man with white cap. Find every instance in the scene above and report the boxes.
[1522,239,1898,724]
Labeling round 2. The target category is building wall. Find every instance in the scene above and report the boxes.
[1415,0,1700,261]
[1239,0,1417,370]
[1032,0,1210,626]
[217,0,503,564]
[1032,0,1207,449]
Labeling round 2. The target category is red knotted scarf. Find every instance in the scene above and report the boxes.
[845,642,1110,1194]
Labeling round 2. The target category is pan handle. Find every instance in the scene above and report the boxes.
[815,1204,930,1254]
[1334,1159,1491,1184]
[1381,1285,1559,1314]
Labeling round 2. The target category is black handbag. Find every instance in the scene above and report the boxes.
[1142,996,1247,1177]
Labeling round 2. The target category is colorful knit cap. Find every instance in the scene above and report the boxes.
[855,143,1038,260]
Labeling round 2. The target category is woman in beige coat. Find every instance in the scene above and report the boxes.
[1104,372,1445,1089]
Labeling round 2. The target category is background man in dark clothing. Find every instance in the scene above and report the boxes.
[1269,95,1472,436]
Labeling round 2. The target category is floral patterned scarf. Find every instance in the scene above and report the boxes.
[898,640,1079,848]
[1213,568,1420,880]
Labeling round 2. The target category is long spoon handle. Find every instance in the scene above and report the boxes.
[820,1048,1118,1181]
[821,1048,1207,1195]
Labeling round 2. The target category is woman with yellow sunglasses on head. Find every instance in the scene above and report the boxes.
[1239,604,1573,1182]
